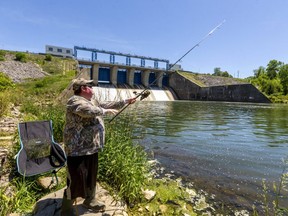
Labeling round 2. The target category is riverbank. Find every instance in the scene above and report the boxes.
[1,51,286,215]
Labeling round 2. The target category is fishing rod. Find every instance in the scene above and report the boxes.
[109,20,226,123]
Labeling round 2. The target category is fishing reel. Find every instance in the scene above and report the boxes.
[133,90,151,101]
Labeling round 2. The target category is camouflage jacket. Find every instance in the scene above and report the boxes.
[63,95,126,156]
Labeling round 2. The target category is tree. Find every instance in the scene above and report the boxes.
[254,66,266,78]
[213,67,222,76]
[279,64,288,95]
[212,67,233,78]
[266,60,282,80]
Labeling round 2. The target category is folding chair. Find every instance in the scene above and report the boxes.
[16,120,66,185]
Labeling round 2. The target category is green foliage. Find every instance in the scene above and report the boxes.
[39,104,66,142]
[253,158,288,216]
[0,50,6,61]
[248,59,288,102]
[0,177,41,215]
[0,72,15,91]
[254,66,266,78]
[266,60,283,80]
[135,178,197,216]
[262,79,282,95]
[279,64,288,95]
[98,117,150,204]
[0,91,10,117]
[15,52,27,62]
[44,54,52,61]
[213,67,233,78]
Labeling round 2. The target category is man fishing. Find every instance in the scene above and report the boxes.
[61,78,136,215]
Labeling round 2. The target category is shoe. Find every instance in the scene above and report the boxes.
[83,198,106,212]
[60,195,76,216]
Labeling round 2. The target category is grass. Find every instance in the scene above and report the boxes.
[99,116,150,204]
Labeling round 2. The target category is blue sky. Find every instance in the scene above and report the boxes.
[0,0,287,78]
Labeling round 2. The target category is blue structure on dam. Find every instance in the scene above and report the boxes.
[73,46,174,88]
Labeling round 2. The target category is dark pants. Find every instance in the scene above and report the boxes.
[64,152,98,200]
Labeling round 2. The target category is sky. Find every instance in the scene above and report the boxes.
[0,0,287,79]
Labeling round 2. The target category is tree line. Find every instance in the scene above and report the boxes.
[248,60,288,96]
[212,60,288,102]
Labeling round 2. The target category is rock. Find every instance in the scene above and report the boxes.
[33,183,128,216]
[186,188,197,197]
[194,195,210,211]
[159,204,168,213]
[38,176,62,189]
[142,189,156,201]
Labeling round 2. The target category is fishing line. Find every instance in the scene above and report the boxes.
[109,20,226,123]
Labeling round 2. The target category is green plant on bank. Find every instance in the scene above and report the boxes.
[0,72,15,118]
[252,157,288,216]
[0,50,6,61]
[0,177,40,215]
[247,59,288,103]
[0,91,10,118]
[98,115,150,205]
[15,52,27,62]
[0,72,15,91]
[129,178,197,216]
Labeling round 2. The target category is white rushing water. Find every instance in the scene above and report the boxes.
[92,85,176,102]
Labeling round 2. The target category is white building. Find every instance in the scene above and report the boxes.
[45,45,73,58]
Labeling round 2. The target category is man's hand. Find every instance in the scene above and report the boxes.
[104,109,119,115]
[125,97,137,104]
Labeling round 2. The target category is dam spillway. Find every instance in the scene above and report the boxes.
[92,84,176,102]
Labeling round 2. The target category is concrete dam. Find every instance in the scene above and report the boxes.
[75,46,270,103]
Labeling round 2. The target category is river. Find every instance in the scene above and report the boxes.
[130,101,288,214]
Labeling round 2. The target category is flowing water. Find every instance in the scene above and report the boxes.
[92,85,176,102]
[129,101,288,214]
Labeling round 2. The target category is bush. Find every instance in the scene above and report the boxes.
[0,72,15,91]
[15,53,27,62]
[0,91,10,117]
[0,50,5,61]
[44,54,52,61]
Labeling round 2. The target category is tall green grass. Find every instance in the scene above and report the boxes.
[0,177,41,215]
[99,116,150,205]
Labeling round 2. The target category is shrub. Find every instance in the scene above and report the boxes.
[0,50,5,61]
[15,53,27,62]
[44,54,52,61]
[0,91,9,117]
[0,72,15,91]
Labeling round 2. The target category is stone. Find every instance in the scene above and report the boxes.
[38,176,62,189]
[159,204,167,213]
[33,183,128,216]
[142,189,156,201]
[186,188,197,197]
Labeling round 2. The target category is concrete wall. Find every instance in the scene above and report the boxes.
[169,72,271,103]
[169,72,202,100]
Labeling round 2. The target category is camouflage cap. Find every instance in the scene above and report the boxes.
[72,78,94,91]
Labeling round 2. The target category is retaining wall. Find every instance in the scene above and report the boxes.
[169,72,271,103]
